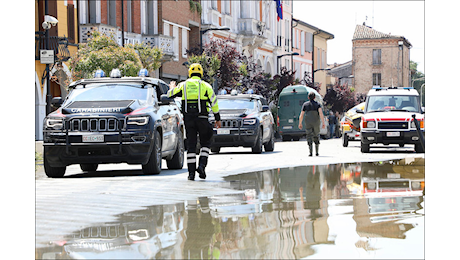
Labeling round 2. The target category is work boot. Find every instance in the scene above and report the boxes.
[187,152,196,180]
[315,143,319,156]
[197,147,209,179]
[197,165,206,179]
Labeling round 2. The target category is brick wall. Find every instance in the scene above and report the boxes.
[160,0,202,82]
[353,38,410,93]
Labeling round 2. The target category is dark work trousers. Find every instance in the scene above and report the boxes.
[184,115,214,174]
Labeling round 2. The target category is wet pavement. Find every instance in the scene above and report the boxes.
[36,157,424,259]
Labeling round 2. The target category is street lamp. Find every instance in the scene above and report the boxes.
[200,26,230,53]
[277,52,299,74]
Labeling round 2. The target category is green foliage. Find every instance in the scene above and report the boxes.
[187,53,221,84]
[69,31,163,82]
[189,0,202,14]
[127,43,163,73]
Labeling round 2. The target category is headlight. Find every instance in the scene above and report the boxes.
[45,117,64,129]
[243,118,257,125]
[127,116,150,126]
[363,120,376,128]
[410,119,424,129]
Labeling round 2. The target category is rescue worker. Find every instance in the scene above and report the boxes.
[167,63,222,180]
[298,92,325,156]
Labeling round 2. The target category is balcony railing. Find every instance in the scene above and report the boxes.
[79,23,174,55]
[35,32,77,62]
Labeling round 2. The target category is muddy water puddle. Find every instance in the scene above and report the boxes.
[36,158,424,259]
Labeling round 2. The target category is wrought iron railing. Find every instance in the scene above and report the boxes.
[35,32,78,62]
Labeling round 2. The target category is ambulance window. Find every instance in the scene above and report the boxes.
[283,100,290,107]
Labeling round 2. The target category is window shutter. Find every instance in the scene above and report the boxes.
[67,4,75,43]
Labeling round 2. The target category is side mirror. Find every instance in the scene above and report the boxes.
[160,94,173,105]
[262,105,270,112]
[356,108,364,114]
[421,107,425,114]
[51,97,63,107]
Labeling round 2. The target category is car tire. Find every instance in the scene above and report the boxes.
[211,147,220,153]
[414,143,424,153]
[166,133,184,169]
[251,128,263,154]
[342,133,349,147]
[264,128,275,152]
[44,152,66,178]
[142,130,162,174]
[80,164,98,172]
[360,141,370,153]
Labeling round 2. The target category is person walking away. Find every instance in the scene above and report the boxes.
[327,111,337,139]
[298,92,325,156]
[168,63,222,180]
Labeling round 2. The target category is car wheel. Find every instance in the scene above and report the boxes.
[292,136,300,141]
[211,147,220,153]
[142,130,162,174]
[282,135,291,141]
[251,128,263,154]
[80,164,98,172]
[360,141,370,153]
[166,133,184,169]
[342,133,349,147]
[44,152,66,178]
[264,128,275,152]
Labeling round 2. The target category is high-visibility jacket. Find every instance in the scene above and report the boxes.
[167,76,221,121]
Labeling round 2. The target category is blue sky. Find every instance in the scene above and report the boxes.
[293,0,425,73]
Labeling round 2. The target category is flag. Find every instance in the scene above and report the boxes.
[275,0,283,21]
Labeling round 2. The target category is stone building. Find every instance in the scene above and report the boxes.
[352,24,412,93]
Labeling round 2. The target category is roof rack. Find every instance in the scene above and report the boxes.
[68,77,159,89]
[372,86,414,91]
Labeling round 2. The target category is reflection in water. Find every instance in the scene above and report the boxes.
[36,158,424,259]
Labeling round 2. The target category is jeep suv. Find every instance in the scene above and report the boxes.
[359,87,424,153]
[209,93,275,154]
[43,73,184,177]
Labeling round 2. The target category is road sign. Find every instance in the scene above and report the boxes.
[40,50,54,64]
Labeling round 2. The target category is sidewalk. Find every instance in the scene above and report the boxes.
[35,141,43,155]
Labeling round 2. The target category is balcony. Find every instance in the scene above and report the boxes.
[79,23,174,59]
[35,32,77,62]
[237,19,267,51]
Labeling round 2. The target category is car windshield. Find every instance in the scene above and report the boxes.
[218,98,256,110]
[66,84,151,105]
[366,95,420,113]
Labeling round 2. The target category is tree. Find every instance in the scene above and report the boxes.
[127,43,163,74]
[410,60,425,106]
[203,38,245,90]
[68,31,162,81]
[272,67,296,105]
[323,82,357,112]
[299,71,320,93]
[186,52,221,85]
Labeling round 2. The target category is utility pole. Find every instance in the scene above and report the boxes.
[45,0,51,115]
[121,0,124,47]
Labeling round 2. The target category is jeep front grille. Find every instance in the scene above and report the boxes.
[221,119,243,128]
[68,118,123,132]
[378,122,409,130]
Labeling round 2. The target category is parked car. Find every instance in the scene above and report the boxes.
[358,86,425,153]
[277,85,328,141]
[42,69,185,178]
[341,102,365,147]
[208,91,275,154]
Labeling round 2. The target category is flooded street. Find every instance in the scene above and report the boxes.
[36,157,424,259]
